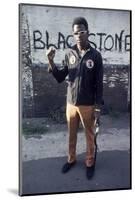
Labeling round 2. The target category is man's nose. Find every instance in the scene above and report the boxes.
[77,34,82,38]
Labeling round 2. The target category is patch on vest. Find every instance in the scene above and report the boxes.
[86,59,94,69]
[69,55,76,64]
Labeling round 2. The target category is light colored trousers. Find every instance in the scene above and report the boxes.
[66,103,95,167]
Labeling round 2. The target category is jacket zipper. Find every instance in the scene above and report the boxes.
[76,48,91,104]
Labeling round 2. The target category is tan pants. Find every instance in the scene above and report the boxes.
[66,103,95,167]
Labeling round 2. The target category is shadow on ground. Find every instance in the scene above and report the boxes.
[21,150,131,196]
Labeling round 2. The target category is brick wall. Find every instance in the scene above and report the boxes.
[22,64,129,118]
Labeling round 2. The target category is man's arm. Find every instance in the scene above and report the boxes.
[46,48,68,83]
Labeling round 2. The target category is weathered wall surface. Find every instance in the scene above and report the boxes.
[20,5,131,118]
[30,64,129,118]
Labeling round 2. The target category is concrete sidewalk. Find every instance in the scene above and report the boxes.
[22,115,130,161]
[20,114,131,195]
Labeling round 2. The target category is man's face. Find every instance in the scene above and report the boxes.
[73,24,89,47]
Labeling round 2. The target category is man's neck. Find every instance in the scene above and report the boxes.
[77,42,89,52]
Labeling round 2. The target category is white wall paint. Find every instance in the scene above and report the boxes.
[21,5,130,65]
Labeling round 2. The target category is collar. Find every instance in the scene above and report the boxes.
[75,43,91,59]
[69,43,91,61]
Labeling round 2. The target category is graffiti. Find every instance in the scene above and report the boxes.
[33,30,130,52]
[33,30,72,50]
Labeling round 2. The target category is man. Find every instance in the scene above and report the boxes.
[46,17,103,179]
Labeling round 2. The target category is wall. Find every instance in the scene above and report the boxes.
[20,5,131,118]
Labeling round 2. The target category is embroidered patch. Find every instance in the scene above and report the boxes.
[69,55,76,64]
[86,59,94,69]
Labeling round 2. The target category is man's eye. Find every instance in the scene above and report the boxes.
[73,31,87,35]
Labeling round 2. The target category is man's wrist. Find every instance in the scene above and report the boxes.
[49,59,54,65]
[95,108,101,112]
[48,60,55,70]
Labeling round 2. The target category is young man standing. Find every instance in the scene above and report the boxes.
[46,17,103,179]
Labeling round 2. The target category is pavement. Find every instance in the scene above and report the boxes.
[20,114,131,196]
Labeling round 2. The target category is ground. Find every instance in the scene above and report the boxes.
[20,113,131,196]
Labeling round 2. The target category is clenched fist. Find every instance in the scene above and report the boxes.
[46,47,56,62]
[46,48,56,73]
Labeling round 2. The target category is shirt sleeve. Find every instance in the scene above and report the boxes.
[51,54,69,83]
[95,52,104,105]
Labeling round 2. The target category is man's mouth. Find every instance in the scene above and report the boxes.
[77,40,82,43]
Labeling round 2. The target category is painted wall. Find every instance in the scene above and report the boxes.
[21,5,130,65]
[20,5,130,118]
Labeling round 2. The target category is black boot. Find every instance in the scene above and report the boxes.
[61,161,76,173]
[86,164,95,179]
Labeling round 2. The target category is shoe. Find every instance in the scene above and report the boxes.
[86,164,95,179]
[61,161,76,173]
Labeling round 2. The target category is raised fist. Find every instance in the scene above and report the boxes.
[46,47,56,62]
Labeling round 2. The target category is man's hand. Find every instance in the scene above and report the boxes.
[94,108,101,120]
[46,48,56,72]
[46,47,56,62]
